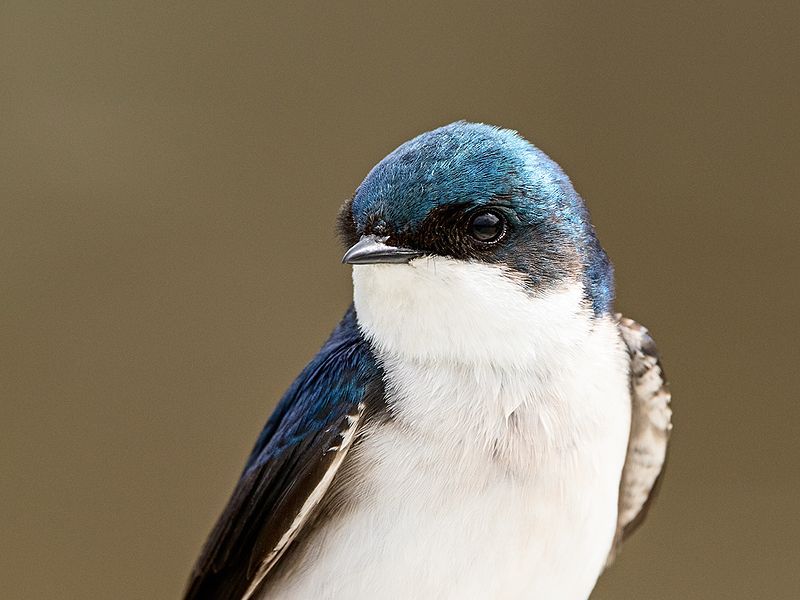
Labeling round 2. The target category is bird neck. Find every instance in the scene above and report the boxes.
[352,256,597,370]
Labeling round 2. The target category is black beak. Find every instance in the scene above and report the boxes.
[342,235,423,265]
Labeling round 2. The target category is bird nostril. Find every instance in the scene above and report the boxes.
[372,219,389,236]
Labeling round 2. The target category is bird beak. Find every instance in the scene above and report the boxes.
[342,235,423,265]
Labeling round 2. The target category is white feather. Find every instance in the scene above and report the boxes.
[265,258,631,600]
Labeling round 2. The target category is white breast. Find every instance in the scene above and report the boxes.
[266,258,631,600]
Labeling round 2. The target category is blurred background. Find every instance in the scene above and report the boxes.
[2,2,798,598]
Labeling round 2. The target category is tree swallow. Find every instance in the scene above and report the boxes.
[185,122,672,599]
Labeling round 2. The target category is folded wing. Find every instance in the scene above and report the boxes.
[184,307,383,600]
[608,315,673,563]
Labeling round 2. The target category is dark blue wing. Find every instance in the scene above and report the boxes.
[184,306,383,600]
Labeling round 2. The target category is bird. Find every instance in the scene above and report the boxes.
[184,121,672,600]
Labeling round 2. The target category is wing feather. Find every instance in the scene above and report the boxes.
[241,401,365,599]
[184,307,383,599]
[608,315,672,563]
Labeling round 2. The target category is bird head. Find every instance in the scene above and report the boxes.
[338,122,614,362]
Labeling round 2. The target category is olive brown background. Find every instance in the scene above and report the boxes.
[2,2,798,598]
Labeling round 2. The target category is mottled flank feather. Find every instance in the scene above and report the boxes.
[608,315,672,564]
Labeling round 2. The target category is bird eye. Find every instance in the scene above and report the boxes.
[468,210,505,243]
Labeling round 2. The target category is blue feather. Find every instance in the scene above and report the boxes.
[244,306,378,473]
[350,121,614,314]
[185,307,382,600]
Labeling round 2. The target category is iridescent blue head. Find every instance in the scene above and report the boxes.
[338,121,614,315]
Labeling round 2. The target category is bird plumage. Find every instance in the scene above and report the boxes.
[185,122,671,600]
[184,308,385,600]
[343,121,614,313]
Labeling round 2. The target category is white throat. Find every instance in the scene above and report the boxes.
[352,256,629,463]
[353,257,593,368]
